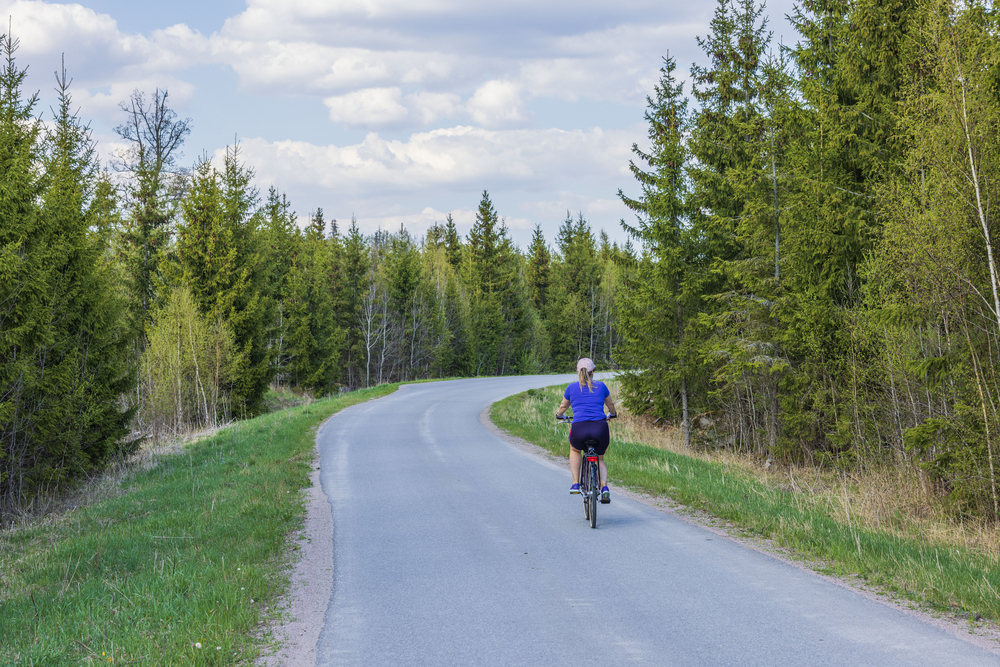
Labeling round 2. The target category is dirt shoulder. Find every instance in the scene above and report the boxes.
[257,456,332,667]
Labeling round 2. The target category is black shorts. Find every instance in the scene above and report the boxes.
[568,419,610,455]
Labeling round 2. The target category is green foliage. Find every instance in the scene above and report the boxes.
[615,54,706,436]
[175,147,273,416]
[0,44,137,516]
[0,384,398,664]
[140,285,233,436]
[608,0,1000,521]
[493,384,1000,624]
[284,211,344,395]
[113,89,191,342]
[465,191,536,375]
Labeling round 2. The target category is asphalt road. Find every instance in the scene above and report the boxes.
[312,375,1000,666]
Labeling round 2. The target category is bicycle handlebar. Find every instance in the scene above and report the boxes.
[556,414,617,422]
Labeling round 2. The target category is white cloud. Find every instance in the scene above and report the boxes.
[233,124,637,197]
[407,91,462,125]
[323,87,462,127]
[466,80,529,129]
[325,87,409,126]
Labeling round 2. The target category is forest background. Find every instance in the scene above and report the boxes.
[3,0,1000,527]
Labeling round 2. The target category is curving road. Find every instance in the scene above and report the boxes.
[311,375,999,666]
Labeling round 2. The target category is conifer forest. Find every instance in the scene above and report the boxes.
[3,0,1000,523]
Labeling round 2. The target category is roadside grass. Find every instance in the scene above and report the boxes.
[492,384,1000,624]
[0,383,398,666]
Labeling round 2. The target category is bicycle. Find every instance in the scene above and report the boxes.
[578,441,601,529]
[558,414,615,529]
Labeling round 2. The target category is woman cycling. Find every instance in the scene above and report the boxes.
[555,358,617,503]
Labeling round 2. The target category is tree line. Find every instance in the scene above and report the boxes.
[9,0,996,525]
[0,34,628,517]
[614,0,1000,520]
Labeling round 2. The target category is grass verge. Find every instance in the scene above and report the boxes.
[492,384,1000,624]
[0,383,398,666]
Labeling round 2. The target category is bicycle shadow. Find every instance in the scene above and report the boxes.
[572,509,649,529]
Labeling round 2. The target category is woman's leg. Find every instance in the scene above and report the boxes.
[570,447,582,484]
[598,455,608,487]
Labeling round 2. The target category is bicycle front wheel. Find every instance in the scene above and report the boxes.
[589,463,599,529]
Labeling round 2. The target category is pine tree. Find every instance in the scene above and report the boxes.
[175,146,272,416]
[526,224,550,313]
[616,54,701,447]
[285,211,342,393]
[341,217,371,388]
[0,33,46,512]
[444,212,463,269]
[466,191,528,375]
[259,187,299,382]
[1,51,137,512]
[547,212,601,369]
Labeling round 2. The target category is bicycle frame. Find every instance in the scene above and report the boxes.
[579,444,600,528]
[557,415,612,528]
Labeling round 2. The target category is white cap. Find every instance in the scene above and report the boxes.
[576,357,595,373]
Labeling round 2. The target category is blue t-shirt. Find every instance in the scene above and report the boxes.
[564,381,610,422]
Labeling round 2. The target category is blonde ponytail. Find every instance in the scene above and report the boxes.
[578,367,594,392]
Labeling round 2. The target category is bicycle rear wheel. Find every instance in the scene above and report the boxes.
[589,462,599,528]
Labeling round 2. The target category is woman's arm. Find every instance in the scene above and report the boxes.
[556,398,571,418]
[605,395,617,415]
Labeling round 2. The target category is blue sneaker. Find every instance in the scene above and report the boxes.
[570,483,581,494]
[600,486,610,504]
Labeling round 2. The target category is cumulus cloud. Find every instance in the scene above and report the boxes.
[232,124,637,197]
[323,87,462,127]
[466,80,529,129]
[325,87,409,126]
[0,0,800,245]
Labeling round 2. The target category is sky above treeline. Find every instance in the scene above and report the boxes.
[9,0,798,248]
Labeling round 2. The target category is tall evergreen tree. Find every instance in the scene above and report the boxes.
[175,146,272,416]
[1,50,137,512]
[547,212,602,368]
[285,210,342,393]
[259,187,299,381]
[466,191,530,375]
[444,212,463,269]
[0,33,46,512]
[616,54,701,447]
[526,224,550,313]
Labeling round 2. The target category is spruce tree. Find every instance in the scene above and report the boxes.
[285,211,342,393]
[1,52,137,512]
[0,34,45,512]
[444,212,463,269]
[616,54,700,446]
[341,217,371,387]
[466,191,527,375]
[526,224,550,313]
[547,212,601,369]
[175,146,272,416]
[260,187,299,381]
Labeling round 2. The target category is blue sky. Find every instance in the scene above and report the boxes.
[11,0,798,249]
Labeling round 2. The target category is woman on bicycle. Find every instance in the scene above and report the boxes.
[555,357,616,503]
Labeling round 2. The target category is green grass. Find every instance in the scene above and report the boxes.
[0,383,398,666]
[493,385,1000,623]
